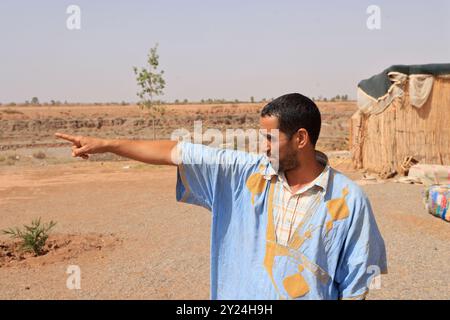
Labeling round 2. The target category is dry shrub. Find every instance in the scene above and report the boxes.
[33,151,46,159]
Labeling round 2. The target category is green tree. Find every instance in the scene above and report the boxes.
[133,43,166,139]
[31,97,39,105]
[133,43,166,111]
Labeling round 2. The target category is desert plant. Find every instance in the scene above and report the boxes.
[1,218,57,255]
[33,151,46,159]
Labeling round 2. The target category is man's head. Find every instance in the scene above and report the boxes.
[259,93,321,172]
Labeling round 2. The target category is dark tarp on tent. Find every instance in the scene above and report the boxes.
[358,64,450,99]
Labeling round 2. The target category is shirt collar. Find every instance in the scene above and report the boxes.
[260,150,330,194]
[280,164,330,195]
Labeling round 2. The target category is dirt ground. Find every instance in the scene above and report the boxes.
[0,157,449,300]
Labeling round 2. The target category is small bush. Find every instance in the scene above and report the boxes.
[1,218,57,255]
[33,151,46,159]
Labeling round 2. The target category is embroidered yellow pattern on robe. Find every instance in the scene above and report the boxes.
[325,187,350,233]
[257,175,351,299]
[245,168,267,205]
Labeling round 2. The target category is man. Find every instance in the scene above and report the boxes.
[55,93,387,300]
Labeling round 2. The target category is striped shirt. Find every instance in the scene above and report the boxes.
[271,152,330,246]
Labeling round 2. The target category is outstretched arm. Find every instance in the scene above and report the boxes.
[54,132,178,166]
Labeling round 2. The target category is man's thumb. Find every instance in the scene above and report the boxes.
[74,145,89,156]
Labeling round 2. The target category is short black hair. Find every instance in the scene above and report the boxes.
[260,93,321,146]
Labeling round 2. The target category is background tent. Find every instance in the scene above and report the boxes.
[350,63,450,175]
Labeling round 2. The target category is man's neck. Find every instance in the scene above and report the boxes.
[284,154,325,193]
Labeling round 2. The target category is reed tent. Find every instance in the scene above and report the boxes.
[350,64,450,174]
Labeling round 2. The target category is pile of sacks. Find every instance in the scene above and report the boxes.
[424,185,450,222]
[396,159,450,222]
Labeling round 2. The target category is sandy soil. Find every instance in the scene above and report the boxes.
[0,158,448,300]
[0,161,210,299]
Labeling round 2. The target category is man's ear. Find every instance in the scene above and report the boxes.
[296,128,309,149]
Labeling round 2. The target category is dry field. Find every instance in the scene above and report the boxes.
[0,102,355,152]
[0,102,448,299]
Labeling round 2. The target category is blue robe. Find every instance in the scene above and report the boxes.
[176,142,387,300]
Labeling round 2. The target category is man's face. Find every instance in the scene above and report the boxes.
[259,116,299,172]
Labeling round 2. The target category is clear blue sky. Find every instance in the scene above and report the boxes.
[0,0,449,103]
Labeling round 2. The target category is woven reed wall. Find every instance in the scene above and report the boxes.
[350,77,450,173]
